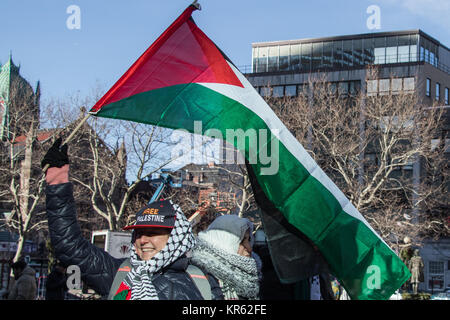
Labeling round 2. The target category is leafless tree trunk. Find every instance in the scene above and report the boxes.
[215,163,256,217]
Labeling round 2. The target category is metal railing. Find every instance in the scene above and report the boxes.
[242,53,450,75]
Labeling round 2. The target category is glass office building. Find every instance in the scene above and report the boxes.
[252,30,449,75]
[248,31,450,294]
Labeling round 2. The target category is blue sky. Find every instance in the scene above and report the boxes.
[1,0,449,105]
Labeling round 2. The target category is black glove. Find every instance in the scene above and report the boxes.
[41,137,69,169]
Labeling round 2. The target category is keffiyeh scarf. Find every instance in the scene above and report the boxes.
[190,237,260,300]
[123,207,196,300]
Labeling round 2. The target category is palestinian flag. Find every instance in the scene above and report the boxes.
[90,4,410,299]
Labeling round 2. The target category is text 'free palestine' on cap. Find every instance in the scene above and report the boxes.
[123,200,176,230]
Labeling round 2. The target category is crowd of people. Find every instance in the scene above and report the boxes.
[2,138,340,300]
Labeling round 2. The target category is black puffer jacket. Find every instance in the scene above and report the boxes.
[45,182,204,300]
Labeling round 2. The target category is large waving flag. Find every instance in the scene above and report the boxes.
[90,4,410,299]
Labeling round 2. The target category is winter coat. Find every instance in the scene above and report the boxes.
[45,269,67,300]
[8,266,37,300]
[45,182,205,300]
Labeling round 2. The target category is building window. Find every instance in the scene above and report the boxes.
[426,78,431,97]
[374,47,385,64]
[379,79,390,95]
[285,85,297,97]
[272,86,284,97]
[279,45,289,71]
[298,84,306,96]
[363,38,375,64]
[312,42,323,70]
[430,139,440,152]
[329,82,337,96]
[353,39,364,67]
[323,41,333,68]
[403,77,415,92]
[333,40,343,68]
[374,37,386,64]
[445,88,449,105]
[290,44,300,71]
[391,78,403,94]
[436,83,440,101]
[301,43,312,72]
[367,80,378,96]
[398,45,410,63]
[251,33,425,74]
[349,81,361,96]
[343,40,353,67]
[268,46,279,72]
[367,78,415,96]
[428,261,445,291]
[260,87,271,97]
[403,157,414,170]
[386,46,398,64]
[431,138,450,153]
[256,47,268,73]
[410,44,418,62]
[252,47,258,73]
[338,82,349,96]
[429,261,444,274]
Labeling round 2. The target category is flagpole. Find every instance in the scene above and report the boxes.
[191,0,201,10]
[61,107,91,146]
[42,107,91,173]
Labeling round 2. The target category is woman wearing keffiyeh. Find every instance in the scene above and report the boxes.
[43,138,209,300]
[121,203,198,300]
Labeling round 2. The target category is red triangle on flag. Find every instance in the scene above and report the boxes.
[91,5,242,114]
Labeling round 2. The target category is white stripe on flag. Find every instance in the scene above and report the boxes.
[199,62,392,250]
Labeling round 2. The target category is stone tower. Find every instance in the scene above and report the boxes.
[0,54,40,141]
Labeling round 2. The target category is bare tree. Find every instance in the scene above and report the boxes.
[71,116,185,231]
[214,163,256,218]
[41,87,222,232]
[266,69,449,249]
[0,77,47,262]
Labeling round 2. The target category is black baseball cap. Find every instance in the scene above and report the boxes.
[123,200,176,230]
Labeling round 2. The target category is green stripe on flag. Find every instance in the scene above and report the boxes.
[95,83,410,299]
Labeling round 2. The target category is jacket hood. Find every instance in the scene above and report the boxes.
[21,266,36,278]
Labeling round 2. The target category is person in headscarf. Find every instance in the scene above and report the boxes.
[42,138,206,300]
[190,214,262,300]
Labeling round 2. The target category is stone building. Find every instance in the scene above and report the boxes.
[0,54,40,141]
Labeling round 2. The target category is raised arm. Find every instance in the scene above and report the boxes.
[43,138,123,297]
